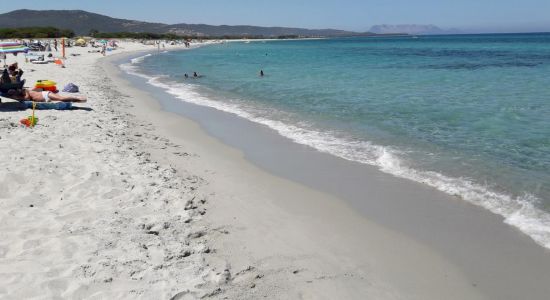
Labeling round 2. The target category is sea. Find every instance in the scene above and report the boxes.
[121,33,550,249]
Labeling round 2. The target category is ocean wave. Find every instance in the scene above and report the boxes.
[131,53,152,64]
[119,63,151,80]
[121,58,550,250]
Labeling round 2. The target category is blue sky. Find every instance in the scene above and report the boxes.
[2,0,550,33]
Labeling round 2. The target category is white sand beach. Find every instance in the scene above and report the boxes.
[0,41,548,299]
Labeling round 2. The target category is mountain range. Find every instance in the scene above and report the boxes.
[0,10,458,38]
[0,10,363,37]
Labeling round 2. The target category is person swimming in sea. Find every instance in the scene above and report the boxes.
[260,70,264,77]
[184,73,189,79]
[192,72,205,78]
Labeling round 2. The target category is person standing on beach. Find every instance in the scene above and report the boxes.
[54,39,58,52]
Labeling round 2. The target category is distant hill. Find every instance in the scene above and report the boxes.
[0,10,167,35]
[370,24,459,35]
[0,9,366,38]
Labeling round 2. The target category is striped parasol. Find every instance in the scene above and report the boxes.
[0,42,29,67]
[0,42,29,54]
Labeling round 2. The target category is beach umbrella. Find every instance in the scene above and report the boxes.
[75,38,86,46]
[0,42,29,67]
[0,42,29,54]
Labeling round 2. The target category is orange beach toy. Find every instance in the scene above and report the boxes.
[20,102,38,127]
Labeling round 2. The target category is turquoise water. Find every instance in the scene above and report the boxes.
[123,34,550,248]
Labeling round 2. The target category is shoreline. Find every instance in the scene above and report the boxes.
[0,41,548,299]
[125,39,550,249]
[101,49,486,299]
[124,41,550,252]
[109,47,550,299]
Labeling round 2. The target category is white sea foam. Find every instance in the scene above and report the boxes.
[121,59,550,250]
[130,53,152,64]
[119,54,155,78]
[120,64,151,80]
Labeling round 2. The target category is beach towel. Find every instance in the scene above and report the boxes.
[23,101,72,110]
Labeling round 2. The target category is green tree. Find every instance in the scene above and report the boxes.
[89,29,99,37]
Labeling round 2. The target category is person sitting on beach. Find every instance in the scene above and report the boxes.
[7,88,87,103]
[1,69,12,84]
[8,63,23,81]
[8,63,24,83]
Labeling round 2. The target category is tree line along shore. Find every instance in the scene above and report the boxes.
[0,26,312,40]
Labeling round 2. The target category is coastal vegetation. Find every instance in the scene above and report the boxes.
[0,26,304,40]
[91,31,184,40]
[0,27,75,39]
[92,31,300,40]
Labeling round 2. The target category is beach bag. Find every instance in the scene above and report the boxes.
[62,83,79,93]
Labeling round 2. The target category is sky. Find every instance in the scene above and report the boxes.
[2,0,550,33]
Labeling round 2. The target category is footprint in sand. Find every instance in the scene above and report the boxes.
[0,245,8,258]
[22,239,41,250]
[0,173,28,199]
[41,278,69,298]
